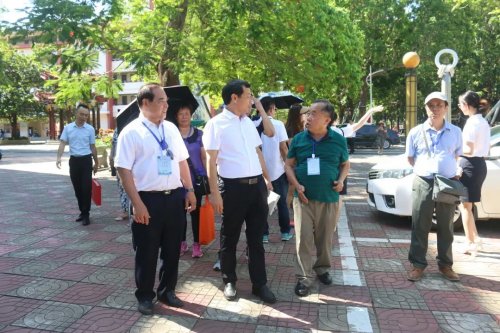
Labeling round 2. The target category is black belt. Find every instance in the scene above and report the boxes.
[70,154,91,158]
[222,176,260,185]
[139,188,180,195]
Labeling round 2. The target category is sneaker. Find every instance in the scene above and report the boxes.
[263,235,269,243]
[213,258,221,271]
[407,266,425,281]
[180,241,188,256]
[192,242,203,258]
[281,232,294,241]
[439,266,460,282]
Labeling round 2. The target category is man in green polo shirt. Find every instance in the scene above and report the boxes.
[285,99,350,297]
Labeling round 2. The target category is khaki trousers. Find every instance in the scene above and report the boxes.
[293,198,339,287]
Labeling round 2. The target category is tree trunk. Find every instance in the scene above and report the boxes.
[10,114,19,139]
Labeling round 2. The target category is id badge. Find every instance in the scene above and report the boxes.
[157,155,172,175]
[427,156,439,174]
[307,157,320,175]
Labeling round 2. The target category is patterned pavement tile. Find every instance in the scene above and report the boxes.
[272,266,299,285]
[63,240,104,251]
[318,304,379,333]
[53,282,116,305]
[319,285,372,307]
[352,229,388,238]
[421,290,486,313]
[370,288,428,310]
[470,290,500,314]
[0,245,23,256]
[356,246,400,259]
[460,274,500,293]
[64,306,140,333]
[41,249,83,263]
[192,319,256,332]
[6,247,53,259]
[43,263,100,281]
[58,229,90,239]
[83,231,120,242]
[6,235,45,246]
[176,276,221,296]
[30,228,66,238]
[8,260,63,277]
[0,233,19,243]
[114,234,132,244]
[364,272,416,289]
[99,287,137,310]
[70,251,118,266]
[203,295,262,324]
[95,242,133,255]
[182,260,222,278]
[0,296,44,325]
[255,326,310,333]
[8,278,75,300]
[375,308,440,333]
[0,325,49,332]
[156,292,213,318]
[279,253,298,267]
[82,267,133,286]
[102,224,130,233]
[258,301,319,329]
[360,258,405,273]
[33,237,74,248]
[107,255,135,270]
[414,274,467,291]
[0,273,34,294]
[129,314,196,333]
[0,257,29,272]
[453,262,500,277]
[433,311,500,333]
[12,301,91,332]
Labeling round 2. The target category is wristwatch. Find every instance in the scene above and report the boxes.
[186,188,195,193]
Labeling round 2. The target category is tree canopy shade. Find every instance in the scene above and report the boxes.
[0,41,45,138]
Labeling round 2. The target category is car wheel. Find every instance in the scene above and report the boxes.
[431,207,463,231]
[383,139,391,149]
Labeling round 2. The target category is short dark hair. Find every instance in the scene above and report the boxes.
[460,90,486,114]
[137,83,162,106]
[167,103,194,126]
[76,104,89,111]
[313,99,336,126]
[222,79,251,105]
[261,99,275,113]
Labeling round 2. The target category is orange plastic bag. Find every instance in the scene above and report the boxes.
[199,196,215,245]
[91,178,102,206]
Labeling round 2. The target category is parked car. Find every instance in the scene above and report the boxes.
[366,125,500,229]
[345,124,401,149]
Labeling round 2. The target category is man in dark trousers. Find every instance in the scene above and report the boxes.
[56,104,98,226]
[115,83,197,315]
[203,79,276,304]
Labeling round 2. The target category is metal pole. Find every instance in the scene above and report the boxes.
[369,66,373,109]
[434,49,459,123]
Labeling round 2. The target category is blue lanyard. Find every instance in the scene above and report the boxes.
[428,130,445,154]
[142,122,174,159]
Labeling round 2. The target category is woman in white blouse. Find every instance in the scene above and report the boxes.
[457,91,490,257]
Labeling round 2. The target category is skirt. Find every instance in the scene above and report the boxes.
[459,156,487,203]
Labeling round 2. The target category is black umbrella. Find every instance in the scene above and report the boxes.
[116,85,199,134]
[258,91,304,109]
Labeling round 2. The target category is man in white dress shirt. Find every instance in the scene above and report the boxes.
[115,83,197,315]
[203,79,277,304]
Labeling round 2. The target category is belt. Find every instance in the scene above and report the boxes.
[70,154,91,158]
[223,176,260,185]
[139,189,176,195]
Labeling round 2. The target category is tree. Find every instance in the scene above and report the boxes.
[0,42,45,138]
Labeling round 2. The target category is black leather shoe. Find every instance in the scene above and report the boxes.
[294,281,309,297]
[223,282,237,301]
[75,214,83,222]
[137,300,153,315]
[252,285,277,304]
[82,216,90,226]
[318,272,333,285]
[159,291,184,308]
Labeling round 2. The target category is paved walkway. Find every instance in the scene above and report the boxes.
[0,146,499,332]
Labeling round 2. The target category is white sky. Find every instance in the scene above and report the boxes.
[0,0,32,23]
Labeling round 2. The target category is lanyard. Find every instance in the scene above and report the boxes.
[143,122,167,150]
[428,130,445,154]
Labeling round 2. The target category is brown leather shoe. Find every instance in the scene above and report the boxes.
[407,267,425,281]
[439,266,460,282]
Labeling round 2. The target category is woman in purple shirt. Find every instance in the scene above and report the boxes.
[172,104,208,258]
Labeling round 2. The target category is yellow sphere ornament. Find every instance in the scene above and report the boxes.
[402,52,420,69]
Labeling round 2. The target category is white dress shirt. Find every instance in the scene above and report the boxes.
[203,108,263,178]
[115,113,189,191]
[462,114,490,157]
[261,117,288,181]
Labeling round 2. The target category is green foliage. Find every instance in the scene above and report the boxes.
[0,41,45,138]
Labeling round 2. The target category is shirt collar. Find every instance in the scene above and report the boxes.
[222,108,241,120]
[138,112,161,128]
[423,119,451,132]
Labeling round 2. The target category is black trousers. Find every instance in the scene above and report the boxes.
[219,175,268,287]
[69,155,93,217]
[131,188,185,302]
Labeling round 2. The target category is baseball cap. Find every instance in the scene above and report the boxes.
[424,92,448,105]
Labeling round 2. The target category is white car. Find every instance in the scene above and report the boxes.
[366,126,500,228]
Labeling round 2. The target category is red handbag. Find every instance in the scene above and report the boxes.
[199,196,215,245]
[92,178,102,206]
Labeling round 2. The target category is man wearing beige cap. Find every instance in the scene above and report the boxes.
[405,91,462,282]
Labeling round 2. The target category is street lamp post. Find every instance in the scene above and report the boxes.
[402,52,420,137]
[365,67,385,122]
[434,49,459,123]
